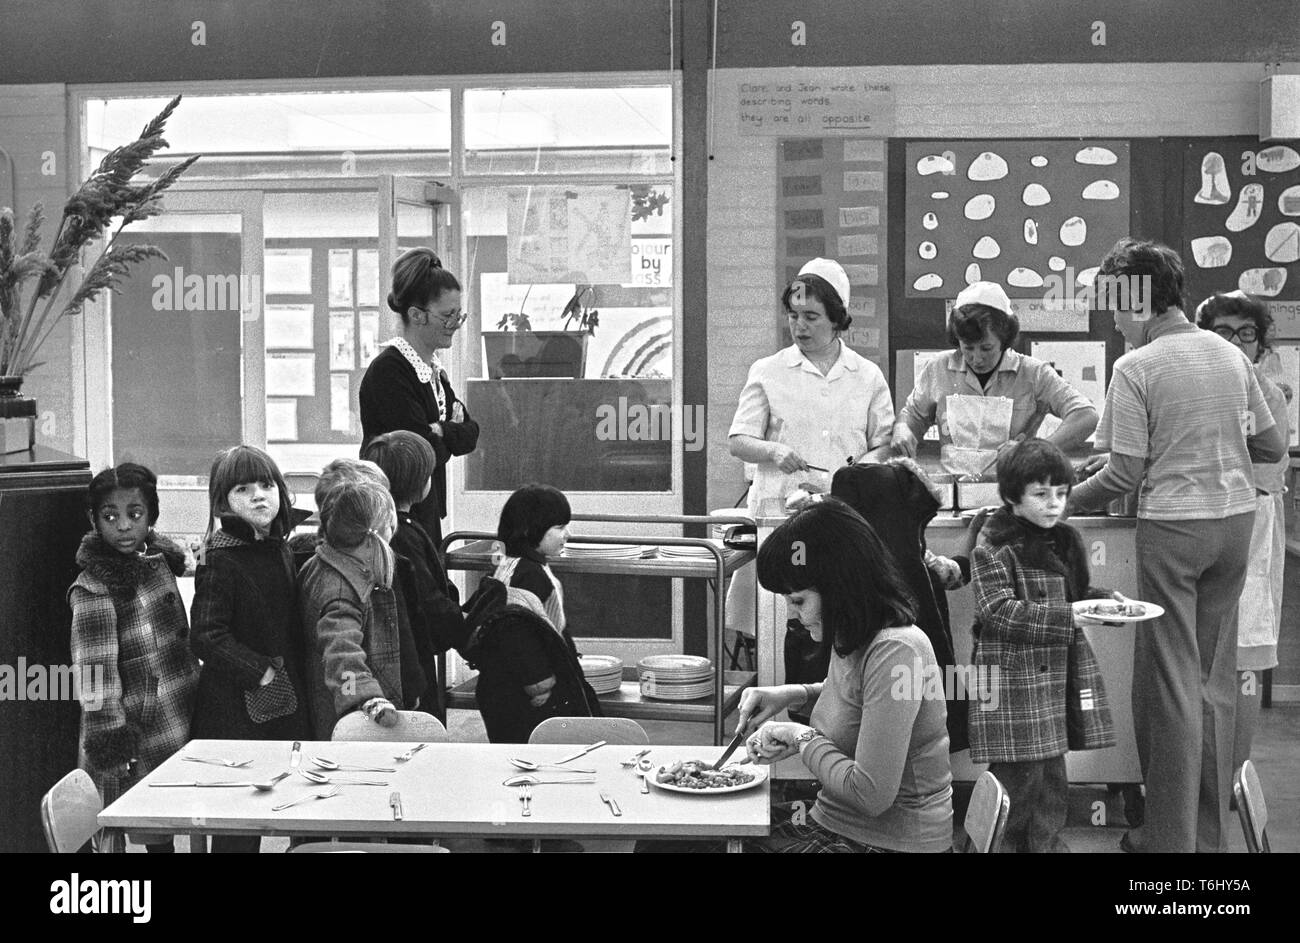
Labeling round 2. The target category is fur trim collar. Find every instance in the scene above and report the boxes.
[979,506,1086,592]
[886,456,947,507]
[76,531,187,599]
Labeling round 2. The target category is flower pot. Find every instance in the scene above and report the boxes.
[482,331,589,379]
[0,375,24,398]
[0,377,36,453]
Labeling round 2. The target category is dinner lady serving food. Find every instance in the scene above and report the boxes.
[728,258,895,516]
[891,281,1098,477]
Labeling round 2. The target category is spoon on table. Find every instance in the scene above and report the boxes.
[150,771,292,790]
[272,786,339,812]
[310,757,396,773]
[509,757,596,774]
[183,755,253,769]
[297,768,389,786]
[636,757,654,794]
[503,773,597,786]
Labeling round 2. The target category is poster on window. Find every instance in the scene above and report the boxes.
[358,311,380,366]
[329,312,356,371]
[506,187,632,284]
[328,249,353,308]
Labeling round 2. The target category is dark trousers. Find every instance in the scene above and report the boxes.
[989,756,1069,853]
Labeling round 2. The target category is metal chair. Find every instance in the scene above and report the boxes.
[329,709,450,743]
[288,710,453,854]
[41,769,105,853]
[528,716,649,746]
[1233,759,1270,853]
[527,718,648,853]
[963,770,1010,853]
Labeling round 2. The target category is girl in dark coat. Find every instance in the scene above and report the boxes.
[359,248,479,546]
[190,446,311,853]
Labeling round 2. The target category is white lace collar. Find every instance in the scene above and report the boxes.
[386,336,443,385]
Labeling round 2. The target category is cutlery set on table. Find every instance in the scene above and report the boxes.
[150,740,427,817]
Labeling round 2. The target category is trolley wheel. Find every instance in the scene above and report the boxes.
[1122,784,1145,828]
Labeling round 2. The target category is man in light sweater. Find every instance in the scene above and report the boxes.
[1068,238,1286,853]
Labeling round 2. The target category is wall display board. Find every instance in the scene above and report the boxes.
[776,137,888,371]
[1183,138,1300,306]
[904,140,1131,302]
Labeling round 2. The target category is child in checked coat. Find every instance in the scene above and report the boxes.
[970,440,1117,853]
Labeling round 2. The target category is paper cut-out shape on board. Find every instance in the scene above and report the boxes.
[1082,180,1120,201]
[913,273,944,291]
[972,236,1001,259]
[1265,223,1300,264]
[1082,366,1098,382]
[1194,152,1231,205]
[1278,186,1300,217]
[1024,218,1039,245]
[922,211,939,230]
[931,191,950,200]
[965,263,982,285]
[1075,266,1099,287]
[1048,256,1066,271]
[1239,267,1288,297]
[919,241,938,260]
[1190,235,1233,268]
[1059,216,1087,247]
[1031,155,1048,168]
[1075,146,1118,166]
[1226,184,1265,232]
[968,151,1009,181]
[917,154,955,175]
[964,194,995,221]
[1022,183,1051,206]
[1008,267,1044,288]
[1257,146,1300,174]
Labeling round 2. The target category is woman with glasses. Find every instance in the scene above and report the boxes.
[360,248,480,546]
[1196,290,1290,788]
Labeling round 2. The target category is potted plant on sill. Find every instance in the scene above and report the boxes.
[0,95,198,452]
[483,283,599,379]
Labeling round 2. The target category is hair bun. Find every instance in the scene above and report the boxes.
[386,291,402,314]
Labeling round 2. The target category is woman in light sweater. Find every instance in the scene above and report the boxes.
[737,498,954,853]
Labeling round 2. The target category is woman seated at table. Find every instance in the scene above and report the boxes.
[891,281,1097,469]
[735,498,954,853]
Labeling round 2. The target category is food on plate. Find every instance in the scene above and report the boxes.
[1079,600,1146,618]
[656,760,755,789]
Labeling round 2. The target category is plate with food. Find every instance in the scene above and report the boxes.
[1073,599,1165,624]
[649,759,769,795]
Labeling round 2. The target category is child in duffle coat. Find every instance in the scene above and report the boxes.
[190,446,312,853]
[362,431,467,720]
[69,463,199,853]
[300,479,431,738]
[969,440,1117,853]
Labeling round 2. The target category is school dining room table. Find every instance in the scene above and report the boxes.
[97,739,771,852]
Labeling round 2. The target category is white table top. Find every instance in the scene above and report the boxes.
[98,740,771,841]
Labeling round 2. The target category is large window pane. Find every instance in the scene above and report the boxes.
[464,86,671,175]
[85,90,452,178]
[462,183,673,492]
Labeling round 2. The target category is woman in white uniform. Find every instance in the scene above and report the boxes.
[728,258,895,518]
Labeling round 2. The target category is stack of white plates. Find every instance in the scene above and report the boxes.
[658,539,726,559]
[579,654,624,695]
[562,542,652,559]
[637,654,715,701]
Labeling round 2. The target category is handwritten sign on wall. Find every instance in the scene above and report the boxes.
[741,80,894,137]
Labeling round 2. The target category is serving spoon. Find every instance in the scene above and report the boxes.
[149,771,291,791]
[310,757,396,773]
[297,768,389,786]
[509,757,596,774]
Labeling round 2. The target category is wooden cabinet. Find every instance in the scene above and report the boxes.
[0,447,91,852]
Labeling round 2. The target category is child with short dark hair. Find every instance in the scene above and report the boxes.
[300,478,432,737]
[462,483,600,743]
[969,439,1117,852]
[362,431,466,719]
[69,463,199,853]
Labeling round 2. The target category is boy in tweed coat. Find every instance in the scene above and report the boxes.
[970,440,1117,852]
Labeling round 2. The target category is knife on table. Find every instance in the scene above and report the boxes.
[389,791,403,821]
[556,740,607,765]
[290,741,301,769]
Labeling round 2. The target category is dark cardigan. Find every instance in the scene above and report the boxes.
[358,344,480,544]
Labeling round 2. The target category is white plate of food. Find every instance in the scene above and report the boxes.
[1073,599,1165,623]
[648,760,768,795]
